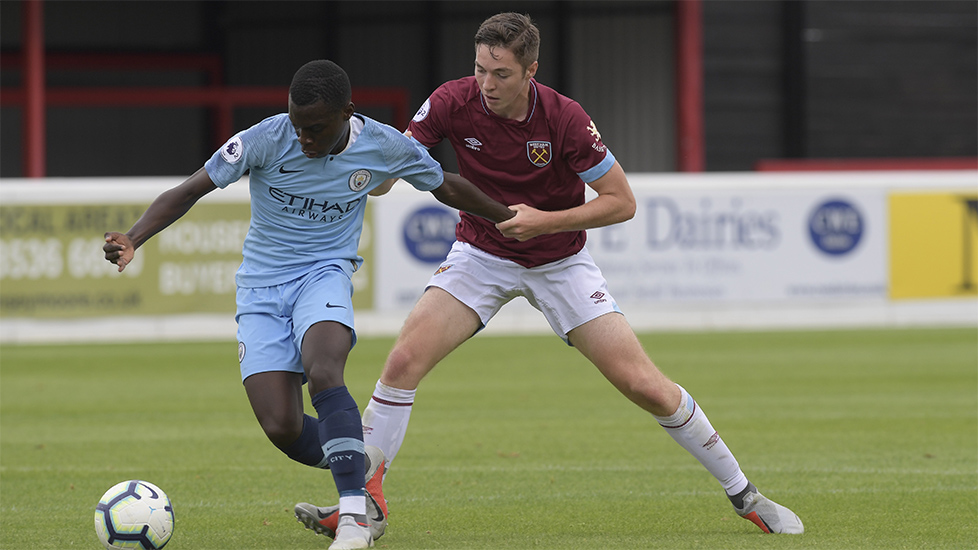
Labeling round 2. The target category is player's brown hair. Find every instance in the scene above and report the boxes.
[474,12,540,71]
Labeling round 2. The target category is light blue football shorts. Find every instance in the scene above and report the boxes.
[427,241,622,343]
[235,264,357,382]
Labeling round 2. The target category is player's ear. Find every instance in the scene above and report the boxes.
[342,102,356,120]
[525,61,538,80]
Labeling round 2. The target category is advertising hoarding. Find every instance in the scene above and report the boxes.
[373,174,892,311]
[1,171,974,342]
[0,179,375,319]
[889,192,978,299]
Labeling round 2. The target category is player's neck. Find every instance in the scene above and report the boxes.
[328,121,352,156]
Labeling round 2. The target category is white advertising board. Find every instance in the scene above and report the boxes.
[587,176,887,304]
[1,171,974,343]
[373,189,461,310]
[372,173,890,311]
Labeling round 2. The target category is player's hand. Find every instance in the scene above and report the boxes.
[495,203,551,242]
[103,232,135,272]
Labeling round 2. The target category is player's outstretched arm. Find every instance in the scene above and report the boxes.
[103,167,218,272]
[431,172,515,223]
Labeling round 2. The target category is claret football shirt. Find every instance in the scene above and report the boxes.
[408,77,616,268]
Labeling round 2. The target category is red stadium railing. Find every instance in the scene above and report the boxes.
[2,7,409,179]
[755,158,978,172]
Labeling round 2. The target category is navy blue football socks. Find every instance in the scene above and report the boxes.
[277,414,328,468]
[311,386,366,499]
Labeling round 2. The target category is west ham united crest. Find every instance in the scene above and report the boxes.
[527,141,552,167]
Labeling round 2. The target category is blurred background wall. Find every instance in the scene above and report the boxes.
[2,0,976,178]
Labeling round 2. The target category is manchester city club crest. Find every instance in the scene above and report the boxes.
[349,169,372,191]
[526,141,552,167]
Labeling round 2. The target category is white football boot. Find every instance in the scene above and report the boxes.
[295,445,388,540]
[733,489,804,534]
[328,515,373,549]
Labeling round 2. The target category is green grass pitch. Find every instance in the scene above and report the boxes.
[1,327,975,549]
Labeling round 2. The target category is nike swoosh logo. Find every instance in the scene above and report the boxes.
[325,303,346,309]
[279,165,303,174]
[366,492,385,522]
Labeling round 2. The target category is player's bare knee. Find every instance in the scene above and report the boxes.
[304,355,346,387]
[620,373,676,411]
[382,345,427,386]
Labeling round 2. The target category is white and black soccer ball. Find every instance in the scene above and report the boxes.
[94,480,174,550]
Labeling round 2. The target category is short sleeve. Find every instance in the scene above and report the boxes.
[372,122,444,192]
[204,116,283,188]
[558,103,615,183]
[406,85,452,149]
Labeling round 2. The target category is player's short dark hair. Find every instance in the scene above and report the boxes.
[474,12,540,71]
[289,60,352,111]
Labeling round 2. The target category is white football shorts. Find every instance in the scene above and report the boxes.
[427,241,622,342]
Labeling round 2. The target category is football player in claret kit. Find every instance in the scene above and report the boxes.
[300,12,804,541]
[103,59,514,550]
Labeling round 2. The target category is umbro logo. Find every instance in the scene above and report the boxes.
[279,165,303,174]
[464,137,482,151]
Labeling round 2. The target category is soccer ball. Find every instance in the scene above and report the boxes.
[94,480,174,550]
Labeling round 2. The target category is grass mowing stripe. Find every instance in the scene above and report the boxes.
[1,327,974,549]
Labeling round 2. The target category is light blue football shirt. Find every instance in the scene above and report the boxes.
[204,113,444,288]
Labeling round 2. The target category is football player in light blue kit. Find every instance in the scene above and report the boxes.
[103,59,514,550]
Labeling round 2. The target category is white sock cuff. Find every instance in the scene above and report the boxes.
[338,494,366,516]
[373,380,416,405]
[653,384,695,428]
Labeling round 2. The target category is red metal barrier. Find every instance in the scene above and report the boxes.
[3,2,409,178]
[755,158,978,171]
[22,0,45,178]
[675,0,704,172]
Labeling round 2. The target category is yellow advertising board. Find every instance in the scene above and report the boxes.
[889,192,978,299]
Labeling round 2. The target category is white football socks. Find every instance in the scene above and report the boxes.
[363,380,749,498]
[338,494,366,517]
[653,384,749,496]
[361,381,416,468]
